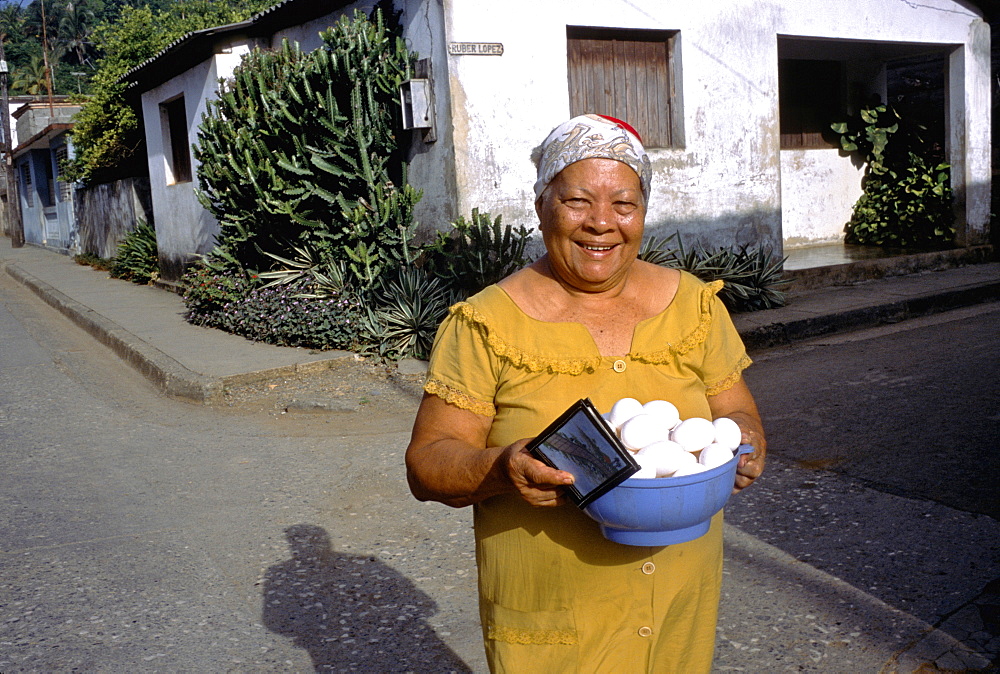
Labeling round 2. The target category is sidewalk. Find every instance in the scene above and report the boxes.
[1,238,356,402]
[2,236,997,402]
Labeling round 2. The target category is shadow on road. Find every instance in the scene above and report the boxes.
[262,524,471,673]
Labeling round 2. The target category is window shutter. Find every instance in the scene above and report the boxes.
[568,29,674,148]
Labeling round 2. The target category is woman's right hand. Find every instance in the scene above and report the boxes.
[500,439,576,507]
[407,394,575,508]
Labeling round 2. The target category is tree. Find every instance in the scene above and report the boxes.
[11,53,48,94]
[64,0,272,184]
[58,1,96,66]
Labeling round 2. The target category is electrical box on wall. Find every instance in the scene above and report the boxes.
[400,78,434,133]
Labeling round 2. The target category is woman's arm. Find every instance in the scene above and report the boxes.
[708,376,767,492]
[405,393,575,508]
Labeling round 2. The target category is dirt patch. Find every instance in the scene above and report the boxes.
[214,356,425,417]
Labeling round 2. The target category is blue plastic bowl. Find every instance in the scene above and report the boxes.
[584,445,753,546]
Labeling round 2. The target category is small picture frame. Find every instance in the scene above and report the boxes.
[526,398,640,508]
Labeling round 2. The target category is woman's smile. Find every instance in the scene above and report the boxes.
[578,242,618,252]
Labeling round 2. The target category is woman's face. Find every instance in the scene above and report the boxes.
[536,157,646,293]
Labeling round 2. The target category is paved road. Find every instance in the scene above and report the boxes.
[725,303,1000,669]
[0,269,481,672]
[1,263,998,672]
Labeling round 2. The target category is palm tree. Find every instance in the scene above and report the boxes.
[0,3,25,42]
[11,53,48,95]
[58,1,95,66]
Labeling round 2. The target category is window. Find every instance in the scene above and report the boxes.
[20,163,32,208]
[567,27,680,148]
[55,146,72,201]
[779,59,844,149]
[43,153,55,206]
[160,96,192,184]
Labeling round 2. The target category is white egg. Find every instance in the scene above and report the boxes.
[608,397,644,429]
[712,417,743,451]
[637,440,696,477]
[640,399,681,431]
[632,451,659,479]
[601,413,618,435]
[671,462,710,477]
[698,443,735,469]
[619,414,665,451]
[670,417,717,453]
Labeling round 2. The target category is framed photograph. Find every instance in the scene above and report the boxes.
[526,398,640,508]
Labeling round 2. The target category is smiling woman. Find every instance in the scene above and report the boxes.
[406,114,767,673]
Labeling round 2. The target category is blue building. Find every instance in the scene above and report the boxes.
[12,99,80,252]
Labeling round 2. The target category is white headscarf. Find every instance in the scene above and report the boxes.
[532,114,652,202]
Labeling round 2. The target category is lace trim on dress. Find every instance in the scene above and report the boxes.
[705,354,753,396]
[424,379,496,417]
[630,280,725,363]
[487,624,579,645]
[450,303,603,375]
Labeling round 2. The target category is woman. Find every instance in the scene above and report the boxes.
[406,114,766,672]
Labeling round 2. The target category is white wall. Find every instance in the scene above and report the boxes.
[400,0,458,236]
[436,0,990,252]
[780,149,865,246]
[6,102,19,147]
[140,43,250,277]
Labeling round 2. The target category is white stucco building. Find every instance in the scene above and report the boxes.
[123,0,993,280]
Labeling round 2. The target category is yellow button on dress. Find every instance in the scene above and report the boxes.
[424,271,752,674]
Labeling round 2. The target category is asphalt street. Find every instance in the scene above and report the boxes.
[726,303,1000,668]
[0,270,481,672]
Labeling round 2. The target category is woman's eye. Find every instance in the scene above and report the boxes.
[614,202,637,214]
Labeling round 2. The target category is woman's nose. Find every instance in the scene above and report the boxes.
[586,202,615,231]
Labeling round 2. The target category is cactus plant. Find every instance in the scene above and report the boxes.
[194,8,420,280]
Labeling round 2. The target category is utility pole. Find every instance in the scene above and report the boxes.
[39,0,54,114]
[0,36,23,247]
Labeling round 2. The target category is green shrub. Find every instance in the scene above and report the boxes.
[110,220,159,284]
[422,208,534,301]
[830,104,954,248]
[181,258,253,318]
[640,234,788,312]
[183,270,365,351]
[74,252,114,271]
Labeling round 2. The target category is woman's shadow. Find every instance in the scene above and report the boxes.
[262,524,472,673]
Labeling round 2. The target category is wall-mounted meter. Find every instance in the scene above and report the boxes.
[400,79,434,132]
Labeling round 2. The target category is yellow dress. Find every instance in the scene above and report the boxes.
[424,271,752,673]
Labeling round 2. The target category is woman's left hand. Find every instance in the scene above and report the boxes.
[707,376,767,494]
[734,427,766,493]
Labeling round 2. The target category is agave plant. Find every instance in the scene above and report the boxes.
[256,245,321,289]
[110,220,159,285]
[257,244,353,298]
[424,208,534,298]
[360,266,452,360]
[639,234,789,311]
[638,233,681,266]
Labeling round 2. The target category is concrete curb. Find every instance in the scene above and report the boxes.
[5,262,225,404]
[782,245,995,291]
[7,248,998,406]
[737,277,1000,351]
